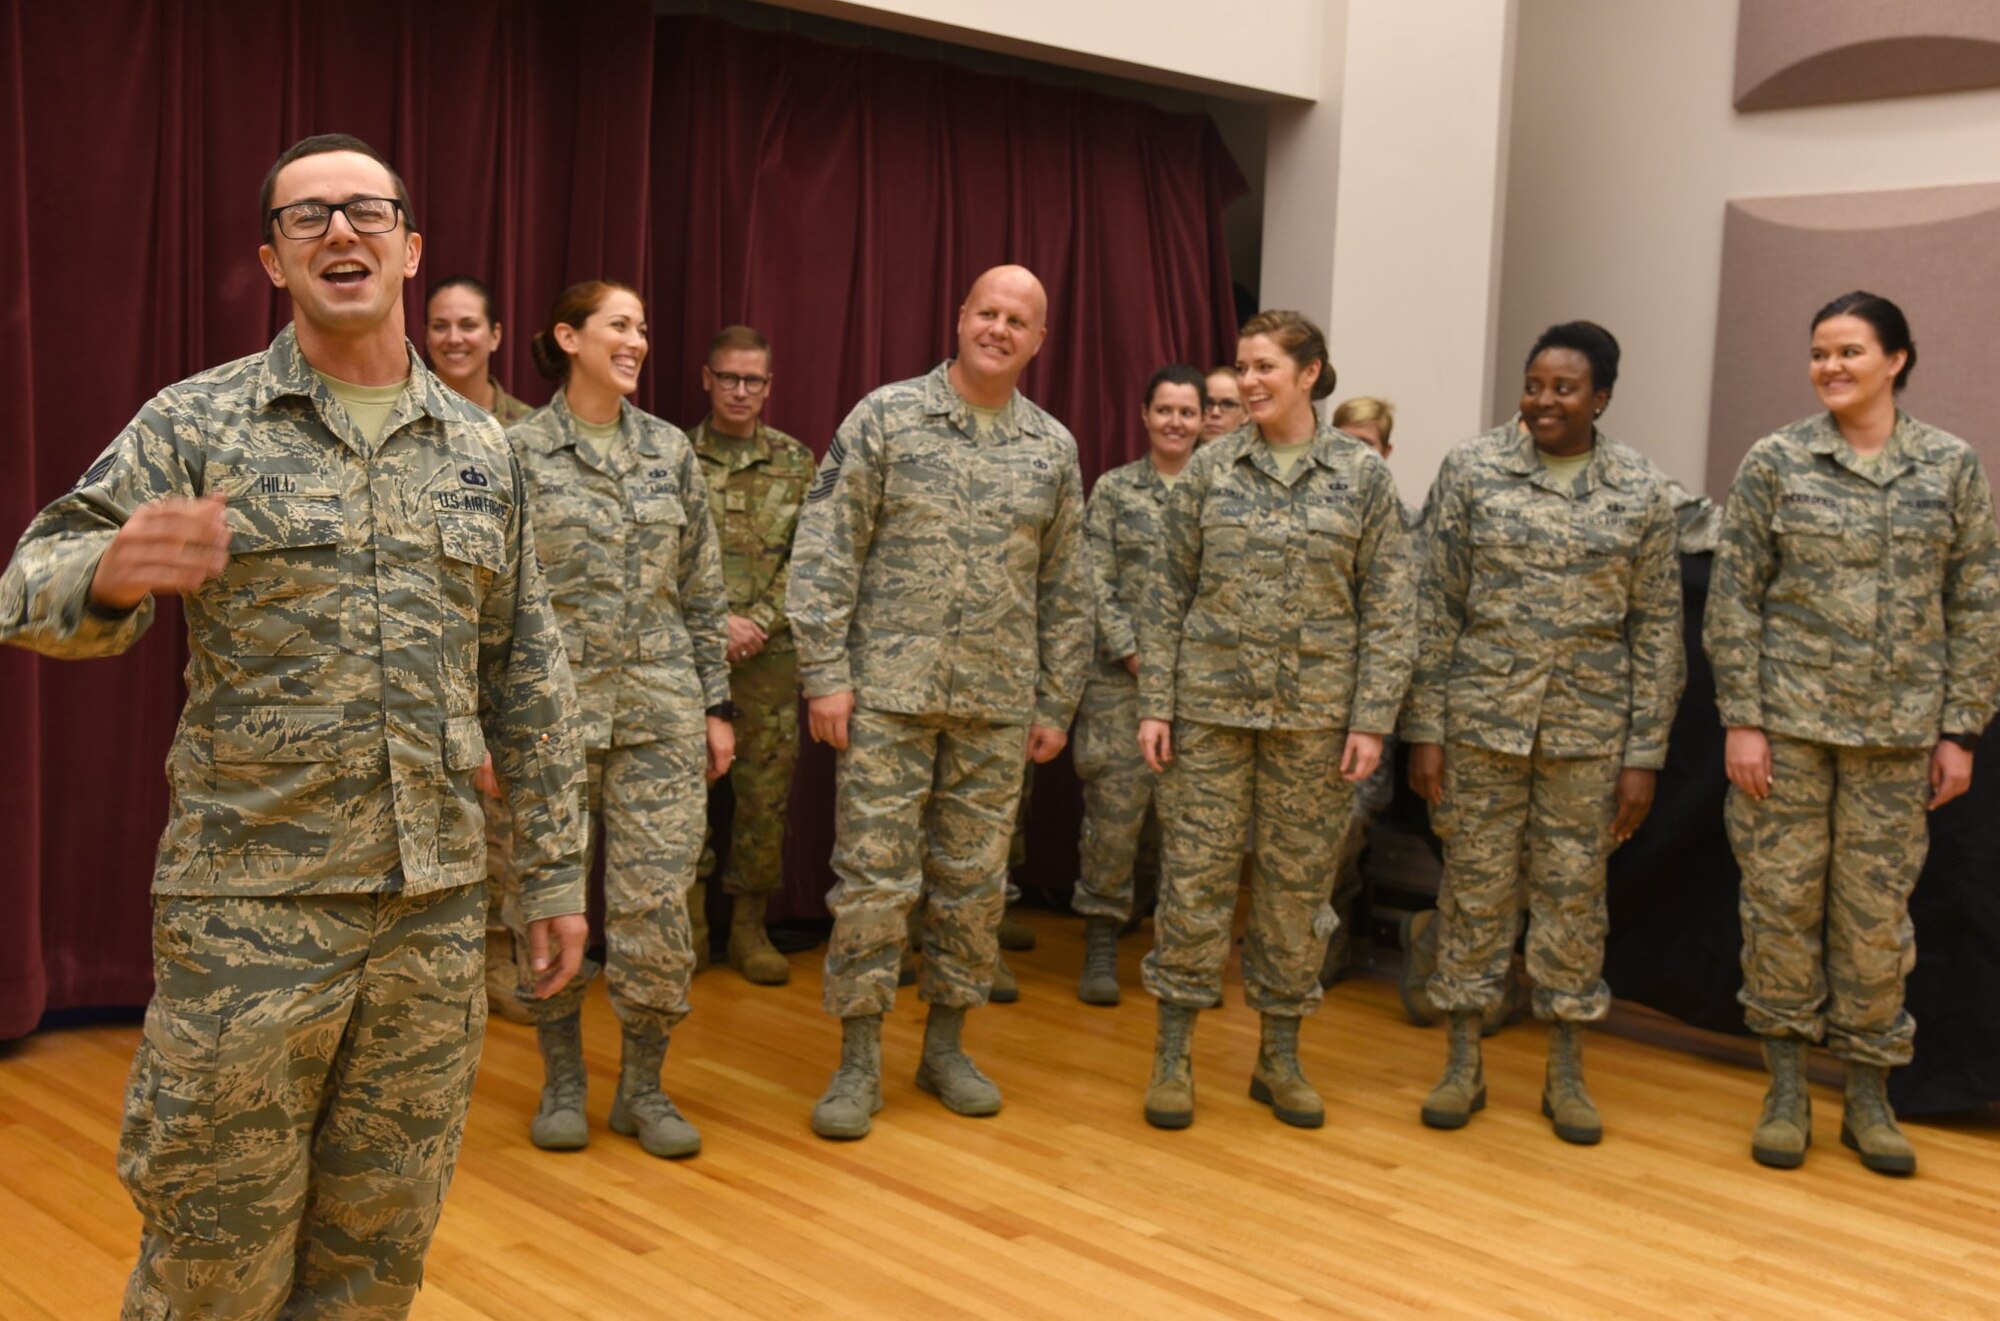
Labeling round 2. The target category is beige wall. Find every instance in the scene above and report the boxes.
[758,0,1325,100]
[1497,0,2000,493]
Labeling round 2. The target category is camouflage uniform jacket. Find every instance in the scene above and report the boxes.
[1138,422,1416,733]
[508,393,731,749]
[0,327,586,922]
[786,361,1090,728]
[491,378,536,425]
[1705,411,2000,748]
[691,416,814,651]
[1085,456,1172,685]
[1402,421,1684,768]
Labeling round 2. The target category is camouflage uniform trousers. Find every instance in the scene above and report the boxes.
[1321,732,1399,975]
[1427,739,1619,1023]
[1142,721,1350,1015]
[505,735,705,1036]
[703,645,800,897]
[118,885,485,1321]
[1728,733,1929,1066]
[1070,676,1161,923]
[823,707,1027,1017]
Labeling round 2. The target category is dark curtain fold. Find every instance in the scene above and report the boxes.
[0,3,1242,1034]
[647,17,1247,920]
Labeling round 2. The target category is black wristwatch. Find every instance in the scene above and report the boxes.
[706,702,738,720]
[1940,731,1980,753]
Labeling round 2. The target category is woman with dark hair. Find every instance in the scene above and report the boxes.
[1135,312,1415,1130]
[503,280,735,1160]
[425,275,534,422]
[1707,291,2000,1176]
[1404,321,1685,1145]
[1071,364,1205,1006]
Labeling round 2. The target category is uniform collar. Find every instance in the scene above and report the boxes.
[1499,415,1636,496]
[1806,410,1933,483]
[1229,420,1360,485]
[924,359,1048,439]
[251,324,465,449]
[692,415,773,466]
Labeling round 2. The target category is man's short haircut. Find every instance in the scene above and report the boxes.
[260,133,416,244]
[708,324,771,368]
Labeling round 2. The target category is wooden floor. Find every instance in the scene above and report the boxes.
[4,908,1998,1319]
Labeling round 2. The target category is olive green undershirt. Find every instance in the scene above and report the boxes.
[573,415,621,446]
[1266,438,1311,479]
[967,401,1005,435]
[1537,447,1593,493]
[313,370,407,448]
[1159,471,1180,490]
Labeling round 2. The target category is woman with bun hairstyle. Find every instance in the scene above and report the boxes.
[503,280,735,1159]
[1706,291,2000,1176]
[1135,311,1415,1130]
[1403,321,1685,1145]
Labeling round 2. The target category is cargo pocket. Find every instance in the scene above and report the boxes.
[439,715,488,865]
[118,1004,222,1241]
[207,704,343,857]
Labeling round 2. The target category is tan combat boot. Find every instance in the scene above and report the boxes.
[485,926,535,1025]
[1840,1063,1916,1176]
[998,905,1037,951]
[1078,916,1121,1006]
[1541,1022,1603,1145]
[1421,1011,1487,1129]
[608,1030,701,1159]
[1398,910,1439,1027]
[530,1014,589,1150]
[989,952,1019,1004]
[1750,1038,1811,1169]
[915,1004,1003,1116]
[688,880,711,974]
[812,1015,884,1140]
[1249,1015,1325,1128]
[727,893,791,986]
[1143,1002,1197,1129]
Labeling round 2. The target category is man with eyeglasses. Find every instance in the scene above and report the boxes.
[0,133,587,1317]
[688,324,814,986]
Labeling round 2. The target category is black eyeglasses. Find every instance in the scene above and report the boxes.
[711,372,770,395]
[1204,399,1243,414]
[267,196,404,240]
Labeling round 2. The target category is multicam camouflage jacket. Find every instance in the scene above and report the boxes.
[1705,411,2000,748]
[690,417,815,651]
[786,361,1091,728]
[0,327,586,921]
[508,393,731,748]
[1137,422,1416,733]
[1402,421,1685,768]
[1084,456,1172,684]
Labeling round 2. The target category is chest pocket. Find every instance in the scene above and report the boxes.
[630,493,687,592]
[1574,509,1644,560]
[756,482,803,548]
[220,497,343,657]
[1772,499,1851,569]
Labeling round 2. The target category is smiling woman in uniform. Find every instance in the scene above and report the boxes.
[1136,311,1415,1131]
[1707,292,2000,1176]
[500,280,735,1161]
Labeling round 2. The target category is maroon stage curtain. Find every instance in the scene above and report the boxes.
[0,3,1242,1034]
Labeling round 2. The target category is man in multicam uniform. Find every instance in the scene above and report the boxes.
[789,264,1090,1140]
[1071,364,1205,1007]
[1405,322,1684,1145]
[0,134,586,1319]
[1707,291,2000,1176]
[690,325,815,986]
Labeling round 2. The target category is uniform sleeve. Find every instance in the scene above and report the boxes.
[746,447,807,637]
[1349,457,1417,734]
[1703,445,1780,729]
[1941,453,2000,736]
[1621,488,1687,769]
[676,440,732,707]
[479,448,586,925]
[1400,454,1471,745]
[1033,442,1092,728]
[0,398,199,659]
[1085,478,1135,665]
[786,400,883,698]
[1138,465,1204,722]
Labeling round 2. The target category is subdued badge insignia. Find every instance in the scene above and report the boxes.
[459,466,490,488]
[73,452,115,490]
[807,435,847,503]
[649,467,671,480]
